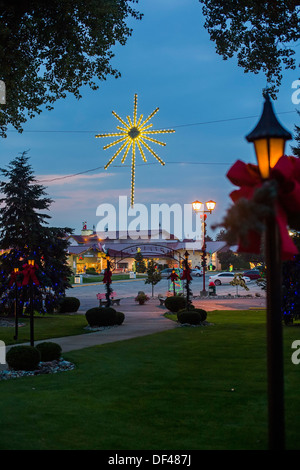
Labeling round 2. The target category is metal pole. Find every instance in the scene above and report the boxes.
[30,280,34,347]
[106,257,111,307]
[201,214,207,295]
[265,214,285,450]
[13,282,18,340]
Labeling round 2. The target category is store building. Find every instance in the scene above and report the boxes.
[67,225,229,274]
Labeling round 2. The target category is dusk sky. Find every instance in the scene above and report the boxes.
[1,0,299,238]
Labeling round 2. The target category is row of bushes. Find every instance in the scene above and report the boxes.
[6,342,62,371]
[164,295,208,325]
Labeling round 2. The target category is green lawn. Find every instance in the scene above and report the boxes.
[70,273,147,283]
[0,309,299,450]
[0,314,89,345]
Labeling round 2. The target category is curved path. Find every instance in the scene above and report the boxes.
[10,294,265,355]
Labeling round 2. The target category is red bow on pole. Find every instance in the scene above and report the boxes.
[22,263,40,286]
[9,271,21,287]
[169,271,179,282]
[227,155,300,261]
[103,269,112,285]
[181,269,192,281]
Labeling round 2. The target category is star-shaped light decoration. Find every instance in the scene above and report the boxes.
[95,94,175,206]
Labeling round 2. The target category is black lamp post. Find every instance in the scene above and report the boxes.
[192,200,216,296]
[105,250,112,307]
[246,93,292,450]
[13,268,19,341]
[28,258,35,347]
[184,250,191,309]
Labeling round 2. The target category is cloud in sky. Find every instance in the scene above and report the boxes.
[36,171,114,186]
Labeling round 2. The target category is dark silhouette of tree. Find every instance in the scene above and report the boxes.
[0,1,142,137]
[199,0,300,96]
[0,152,73,315]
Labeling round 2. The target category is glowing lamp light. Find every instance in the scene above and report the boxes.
[96,94,175,207]
[206,200,216,213]
[246,94,292,179]
[192,200,202,212]
[28,259,34,266]
[14,267,19,273]
[192,200,216,213]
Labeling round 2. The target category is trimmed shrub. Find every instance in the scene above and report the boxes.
[85,306,125,327]
[177,310,202,325]
[59,297,80,313]
[86,267,96,275]
[115,311,125,325]
[177,308,207,325]
[36,342,62,361]
[164,295,186,313]
[6,345,41,371]
[193,308,207,322]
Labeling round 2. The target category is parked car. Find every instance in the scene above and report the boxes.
[191,268,202,277]
[160,268,182,278]
[209,272,250,286]
[242,269,261,280]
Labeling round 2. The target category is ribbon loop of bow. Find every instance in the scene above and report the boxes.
[169,271,179,282]
[227,155,300,261]
[181,268,192,281]
[103,268,112,285]
[9,271,21,287]
[22,263,40,286]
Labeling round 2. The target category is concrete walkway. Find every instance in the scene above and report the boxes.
[39,298,178,353]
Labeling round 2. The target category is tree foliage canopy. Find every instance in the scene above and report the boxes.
[0,0,142,137]
[199,0,300,96]
[0,152,73,314]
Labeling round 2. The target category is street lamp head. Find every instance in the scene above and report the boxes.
[206,200,216,213]
[246,93,292,179]
[192,200,202,212]
[14,267,19,273]
[184,250,189,259]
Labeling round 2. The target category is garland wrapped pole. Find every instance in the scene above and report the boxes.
[168,268,179,296]
[223,93,295,450]
[103,249,112,307]
[181,251,192,310]
[192,200,216,296]
[22,259,40,347]
[9,267,20,340]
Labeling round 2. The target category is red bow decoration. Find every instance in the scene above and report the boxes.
[227,155,300,261]
[169,271,179,282]
[103,268,112,285]
[22,263,40,286]
[9,271,21,287]
[181,268,192,281]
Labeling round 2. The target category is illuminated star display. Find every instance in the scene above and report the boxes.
[95,94,175,206]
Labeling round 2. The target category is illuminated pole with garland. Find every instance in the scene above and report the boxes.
[13,268,19,340]
[245,94,292,451]
[95,94,175,207]
[192,200,216,296]
[181,251,192,310]
[103,249,112,308]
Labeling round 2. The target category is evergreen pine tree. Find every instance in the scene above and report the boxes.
[144,260,161,297]
[0,152,73,315]
[291,110,300,158]
[134,249,146,273]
